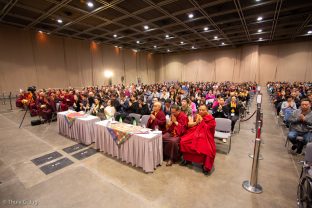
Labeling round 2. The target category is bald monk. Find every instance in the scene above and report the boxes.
[180,105,216,175]
[147,101,166,132]
[163,105,188,166]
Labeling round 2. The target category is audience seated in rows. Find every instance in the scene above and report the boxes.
[267,81,312,154]
[16,81,257,174]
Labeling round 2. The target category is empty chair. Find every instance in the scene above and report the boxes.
[141,115,150,128]
[128,113,142,125]
[214,118,232,154]
[305,142,312,164]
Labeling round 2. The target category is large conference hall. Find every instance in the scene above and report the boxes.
[0,0,312,208]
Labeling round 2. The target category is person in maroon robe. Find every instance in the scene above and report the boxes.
[40,94,56,121]
[16,91,26,108]
[59,93,69,111]
[163,105,188,166]
[65,91,75,107]
[147,101,166,132]
[180,105,216,175]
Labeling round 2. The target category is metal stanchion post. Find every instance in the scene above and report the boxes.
[9,92,12,111]
[249,120,263,160]
[243,122,263,193]
[2,93,5,105]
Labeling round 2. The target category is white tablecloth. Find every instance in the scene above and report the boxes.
[57,111,100,145]
[94,120,163,173]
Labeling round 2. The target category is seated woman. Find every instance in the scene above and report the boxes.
[226,96,241,133]
[104,99,116,120]
[205,89,215,106]
[89,97,104,118]
[190,96,197,117]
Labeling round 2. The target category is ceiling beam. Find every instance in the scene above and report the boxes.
[269,0,283,41]
[291,14,312,39]
[25,0,72,29]
[143,0,218,48]
[0,0,18,21]
[49,0,124,34]
[188,0,233,45]
[233,0,251,41]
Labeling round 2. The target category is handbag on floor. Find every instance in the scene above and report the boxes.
[31,119,42,126]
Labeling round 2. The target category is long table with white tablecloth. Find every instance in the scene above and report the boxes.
[94,120,163,173]
[57,111,100,145]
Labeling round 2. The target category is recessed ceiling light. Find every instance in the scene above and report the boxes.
[204,27,209,31]
[191,46,195,49]
[188,13,194,19]
[259,37,263,41]
[255,0,261,2]
[165,34,169,38]
[136,40,140,44]
[114,45,118,48]
[38,30,43,33]
[57,19,63,23]
[133,49,138,53]
[257,16,263,21]
[87,1,94,8]
[221,42,225,45]
[154,45,157,48]
[113,34,117,38]
[214,36,218,39]
[258,29,262,33]
[167,49,170,52]
[308,31,312,34]
[144,25,149,30]
[180,41,184,44]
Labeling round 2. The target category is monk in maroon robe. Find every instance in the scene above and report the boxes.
[40,95,56,121]
[163,105,188,166]
[147,101,166,132]
[180,105,216,175]
[59,93,69,111]
[16,91,26,108]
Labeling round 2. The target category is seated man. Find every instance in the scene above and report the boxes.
[147,101,166,132]
[180,105,216,175]
[212,97,228,118]
[212,97,229,143]
[163,105,188,166]
[162,99,172,116]
[288,98,312,154]
[138,97,150,115]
